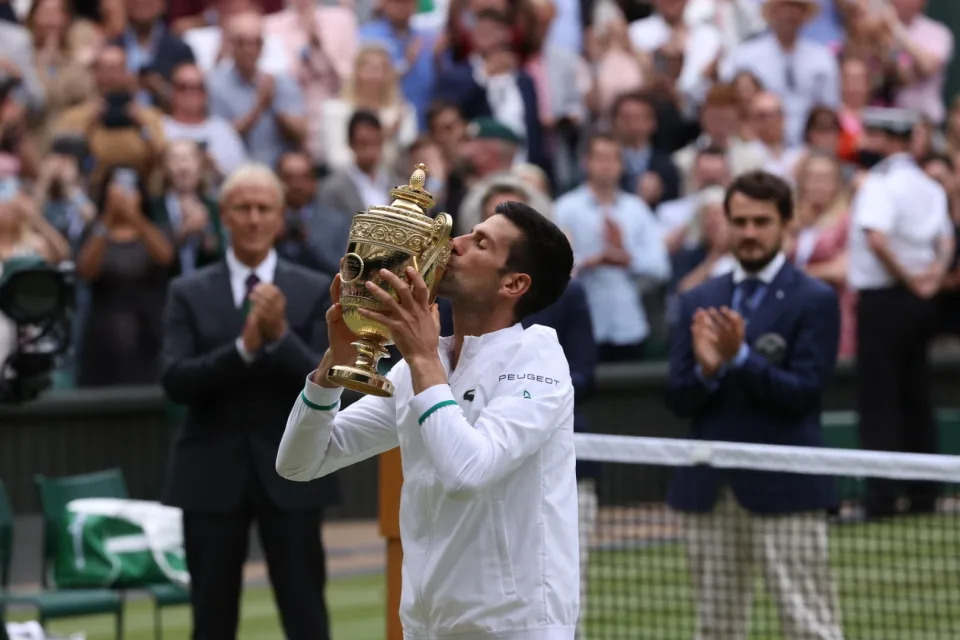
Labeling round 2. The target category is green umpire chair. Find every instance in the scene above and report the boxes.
[34,469,192,640]
[0,476,124,639]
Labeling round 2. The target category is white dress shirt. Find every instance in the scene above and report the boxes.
[721,33,839,147]
[848,154,953,290]
[347,166,390,211]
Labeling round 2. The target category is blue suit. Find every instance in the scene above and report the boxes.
[665,260,840,515]
[438,279,599,479]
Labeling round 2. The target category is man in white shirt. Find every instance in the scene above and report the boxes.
[277,201,580,639]
[721,0,839,147]
[848,107,955,518]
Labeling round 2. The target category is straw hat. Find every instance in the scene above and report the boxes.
[762,0,821,24]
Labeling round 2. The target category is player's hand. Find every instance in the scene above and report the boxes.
[359,266,440,365]
[313,274,360,387]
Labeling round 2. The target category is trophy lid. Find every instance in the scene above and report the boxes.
[388,164,436,215]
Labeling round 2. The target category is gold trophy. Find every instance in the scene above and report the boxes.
[326,164,453,397]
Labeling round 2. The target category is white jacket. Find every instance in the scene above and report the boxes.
[277,323,579,640]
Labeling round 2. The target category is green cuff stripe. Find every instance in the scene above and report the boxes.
[418,400,458,425]
[301,391,339,411]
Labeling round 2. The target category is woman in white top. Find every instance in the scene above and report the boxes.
[320,44,418,173]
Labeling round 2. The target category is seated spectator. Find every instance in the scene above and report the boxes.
[55,45,166,192]
[673,83,764,195]
[524,0,588,192]
[661,145,731,255]
[787,152,856,358]
[611,90,681,208]
[25,0,98,154]
[162,61,247,179]
[150,140,223,277]
[75,165,174,387]
[169,0,283,34]
[745,91,803,180]
[320,43,418,174]
[837,56,871,163]
[721,0,839,147]
[584,3,645,120]
[0,15,45,116]
[838,1,899,107]
[888,0,953,126]
[182,0,290,74]
[275,149,349,275]
[266,0,358,168]
[628,0,722,113]
[672,185,734,295]
[456,171,552,241]
[112,0,195,110]
[207,10,307,168]
[0,188,69,264]
[318,111,401,219]
[433,9,550,179]
[444,117,523,232]
[730,70,762,141]
[360,0,436,129]
[34,141,95,255]
[425,100,467,179]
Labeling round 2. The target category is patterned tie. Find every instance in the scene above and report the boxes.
[242,272,260,315]
[735,278,763,323]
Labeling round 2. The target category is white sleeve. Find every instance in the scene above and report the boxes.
[276,371,400,481]
[408,332,573,499]
[852,176,896,234]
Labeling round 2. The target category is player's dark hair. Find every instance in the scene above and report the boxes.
[494,201,573,320]
[724,170,793,222]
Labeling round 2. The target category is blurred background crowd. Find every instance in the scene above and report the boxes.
[0,0,957,386]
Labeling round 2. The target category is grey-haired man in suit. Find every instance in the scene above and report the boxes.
[160,163,336,639]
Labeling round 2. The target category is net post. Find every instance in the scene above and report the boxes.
[378,448,404,640]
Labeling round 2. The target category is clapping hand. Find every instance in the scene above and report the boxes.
[250,283,288,343]
[691,307,745,377]
[707,307,745,363]
[692,309,723,377]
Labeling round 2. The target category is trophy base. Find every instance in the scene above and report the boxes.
[327,365,395,398]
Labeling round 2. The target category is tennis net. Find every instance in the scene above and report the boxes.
[574,433,960,640]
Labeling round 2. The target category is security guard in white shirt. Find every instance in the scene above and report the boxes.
[277,201,580,639]
[848,107,955,519]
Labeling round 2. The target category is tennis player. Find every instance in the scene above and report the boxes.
[277,201,579,639]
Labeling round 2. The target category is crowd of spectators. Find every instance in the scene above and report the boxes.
[0,0,956,386]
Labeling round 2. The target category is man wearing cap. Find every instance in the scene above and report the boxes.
[444,117,524,232]
[721,0,839,148]
[848,107,955,519]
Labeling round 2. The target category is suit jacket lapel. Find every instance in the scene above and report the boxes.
[207,261,246,336]
[745,261,796,342]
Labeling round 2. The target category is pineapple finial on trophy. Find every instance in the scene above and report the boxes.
[389,163,435,214]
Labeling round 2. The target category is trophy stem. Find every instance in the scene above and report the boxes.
[326,337,396,397]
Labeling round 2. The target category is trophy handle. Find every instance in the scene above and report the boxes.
[417,213,454,302]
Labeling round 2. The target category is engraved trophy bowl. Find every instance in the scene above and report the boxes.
[326,163,453,397]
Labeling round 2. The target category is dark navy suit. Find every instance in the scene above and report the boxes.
[665,259,841,515]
